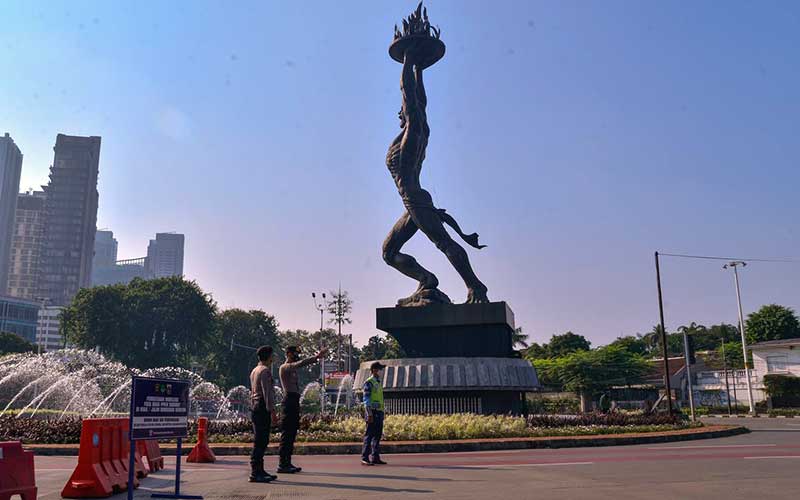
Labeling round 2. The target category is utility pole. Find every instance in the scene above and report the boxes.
[682,330,695,421]
[654,252,674,414]
[723,261,755,414]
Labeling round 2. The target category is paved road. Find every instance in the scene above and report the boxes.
[35,418,800,500]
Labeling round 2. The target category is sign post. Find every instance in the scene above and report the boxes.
[127,376,201,500]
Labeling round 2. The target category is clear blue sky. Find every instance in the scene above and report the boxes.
[2,1,799,349]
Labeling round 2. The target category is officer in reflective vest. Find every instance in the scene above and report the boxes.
[361,361,387,465]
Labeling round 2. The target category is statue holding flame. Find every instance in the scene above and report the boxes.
[383,2,489,307]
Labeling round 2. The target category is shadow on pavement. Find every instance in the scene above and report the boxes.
[278,480,434,494]
[301,471,455,482]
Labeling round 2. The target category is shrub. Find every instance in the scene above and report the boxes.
[763,374,800,407]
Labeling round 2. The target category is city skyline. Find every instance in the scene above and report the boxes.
[2,1,799,347]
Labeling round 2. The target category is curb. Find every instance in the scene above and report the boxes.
[701,414,800,419]
[26,425,748,456]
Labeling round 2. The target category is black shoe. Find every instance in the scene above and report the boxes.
[361,459,374,466]
[372,459,387,465]
[249,472,274,483]
[277,465,301,474]
[263,471,278,480]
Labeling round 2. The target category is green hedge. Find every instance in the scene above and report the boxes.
[1,412,697,445]
[763,374,800,408]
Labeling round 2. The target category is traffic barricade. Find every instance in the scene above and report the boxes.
[137,439,165,472]
[0,441,37,500]
[61,418,139,498]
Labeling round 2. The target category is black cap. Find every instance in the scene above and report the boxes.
[370,361,385,370]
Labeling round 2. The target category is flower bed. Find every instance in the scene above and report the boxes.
[1,411,694,445]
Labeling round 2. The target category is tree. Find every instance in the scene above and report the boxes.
[608,335,648,356]
[547,331,591,358]
[326,288,353,370]
[745,304,800,345]
[0,332,36,355]
[523,342,548,360]
[534,346,650,412]
[279,328,338,387]
[512,327,529,350]
[61,277,217,369]
[360,334,405,361]
[205,309,281,390]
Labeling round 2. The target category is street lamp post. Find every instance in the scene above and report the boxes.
[312,293,327,411]
[35,297,49,355]
[723,261,755,414]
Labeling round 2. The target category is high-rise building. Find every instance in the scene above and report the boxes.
[92,257,150,286]
[0,133,24,293]
[92,230,118,271]
[146,233,184,278]
[7,191,47,299]
[36,305,64,352]
[37,134,101,306]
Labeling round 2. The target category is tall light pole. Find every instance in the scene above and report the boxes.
[723,261,755,414]
[312,292,326,385]
[35,296,50,355]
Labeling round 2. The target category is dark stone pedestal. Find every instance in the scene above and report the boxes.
[360,302,539,415]
[376,301,515,358]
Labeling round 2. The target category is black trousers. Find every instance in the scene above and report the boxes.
[278,392,300,467]
[250,404,271,471]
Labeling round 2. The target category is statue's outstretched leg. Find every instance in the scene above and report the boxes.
[383,211,448,306]
[409,207,489,304]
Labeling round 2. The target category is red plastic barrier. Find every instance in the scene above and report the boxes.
[61,418,140,498]
[0,441,37,500]
[186,417,216,463]
[137,439,164,472]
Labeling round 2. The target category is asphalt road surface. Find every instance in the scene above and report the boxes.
[34,417,800,500]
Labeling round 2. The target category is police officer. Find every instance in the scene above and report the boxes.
[249,346,277,483]
[361,361,387,466]
[277,345,328,473]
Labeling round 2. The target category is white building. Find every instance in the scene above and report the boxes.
[750,338,800,379]
[37,305,64,352]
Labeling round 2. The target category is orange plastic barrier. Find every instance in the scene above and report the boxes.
[61,418,144,498]
[186,417,216,463]
[0,441,37,500]
[137,439,165,472]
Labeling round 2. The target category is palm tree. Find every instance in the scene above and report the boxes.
[512,327,530,350]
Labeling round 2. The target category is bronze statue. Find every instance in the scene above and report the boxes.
[383,3,489,307]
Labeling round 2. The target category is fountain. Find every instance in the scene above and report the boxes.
[0,349,251,420]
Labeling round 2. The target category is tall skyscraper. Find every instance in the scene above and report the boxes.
[92,230,118,270]
[37,134,101,306]
[7,191,47,299]
[0,133,23,293]
[145,233,185,278]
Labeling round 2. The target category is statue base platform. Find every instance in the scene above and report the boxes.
[367,302,539,415]
[354,357,539,415]
[376,301,515,358]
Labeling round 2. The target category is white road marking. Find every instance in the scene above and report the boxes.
[743,455,800,460]
[646,444,776,450]
[464,461,595,468]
